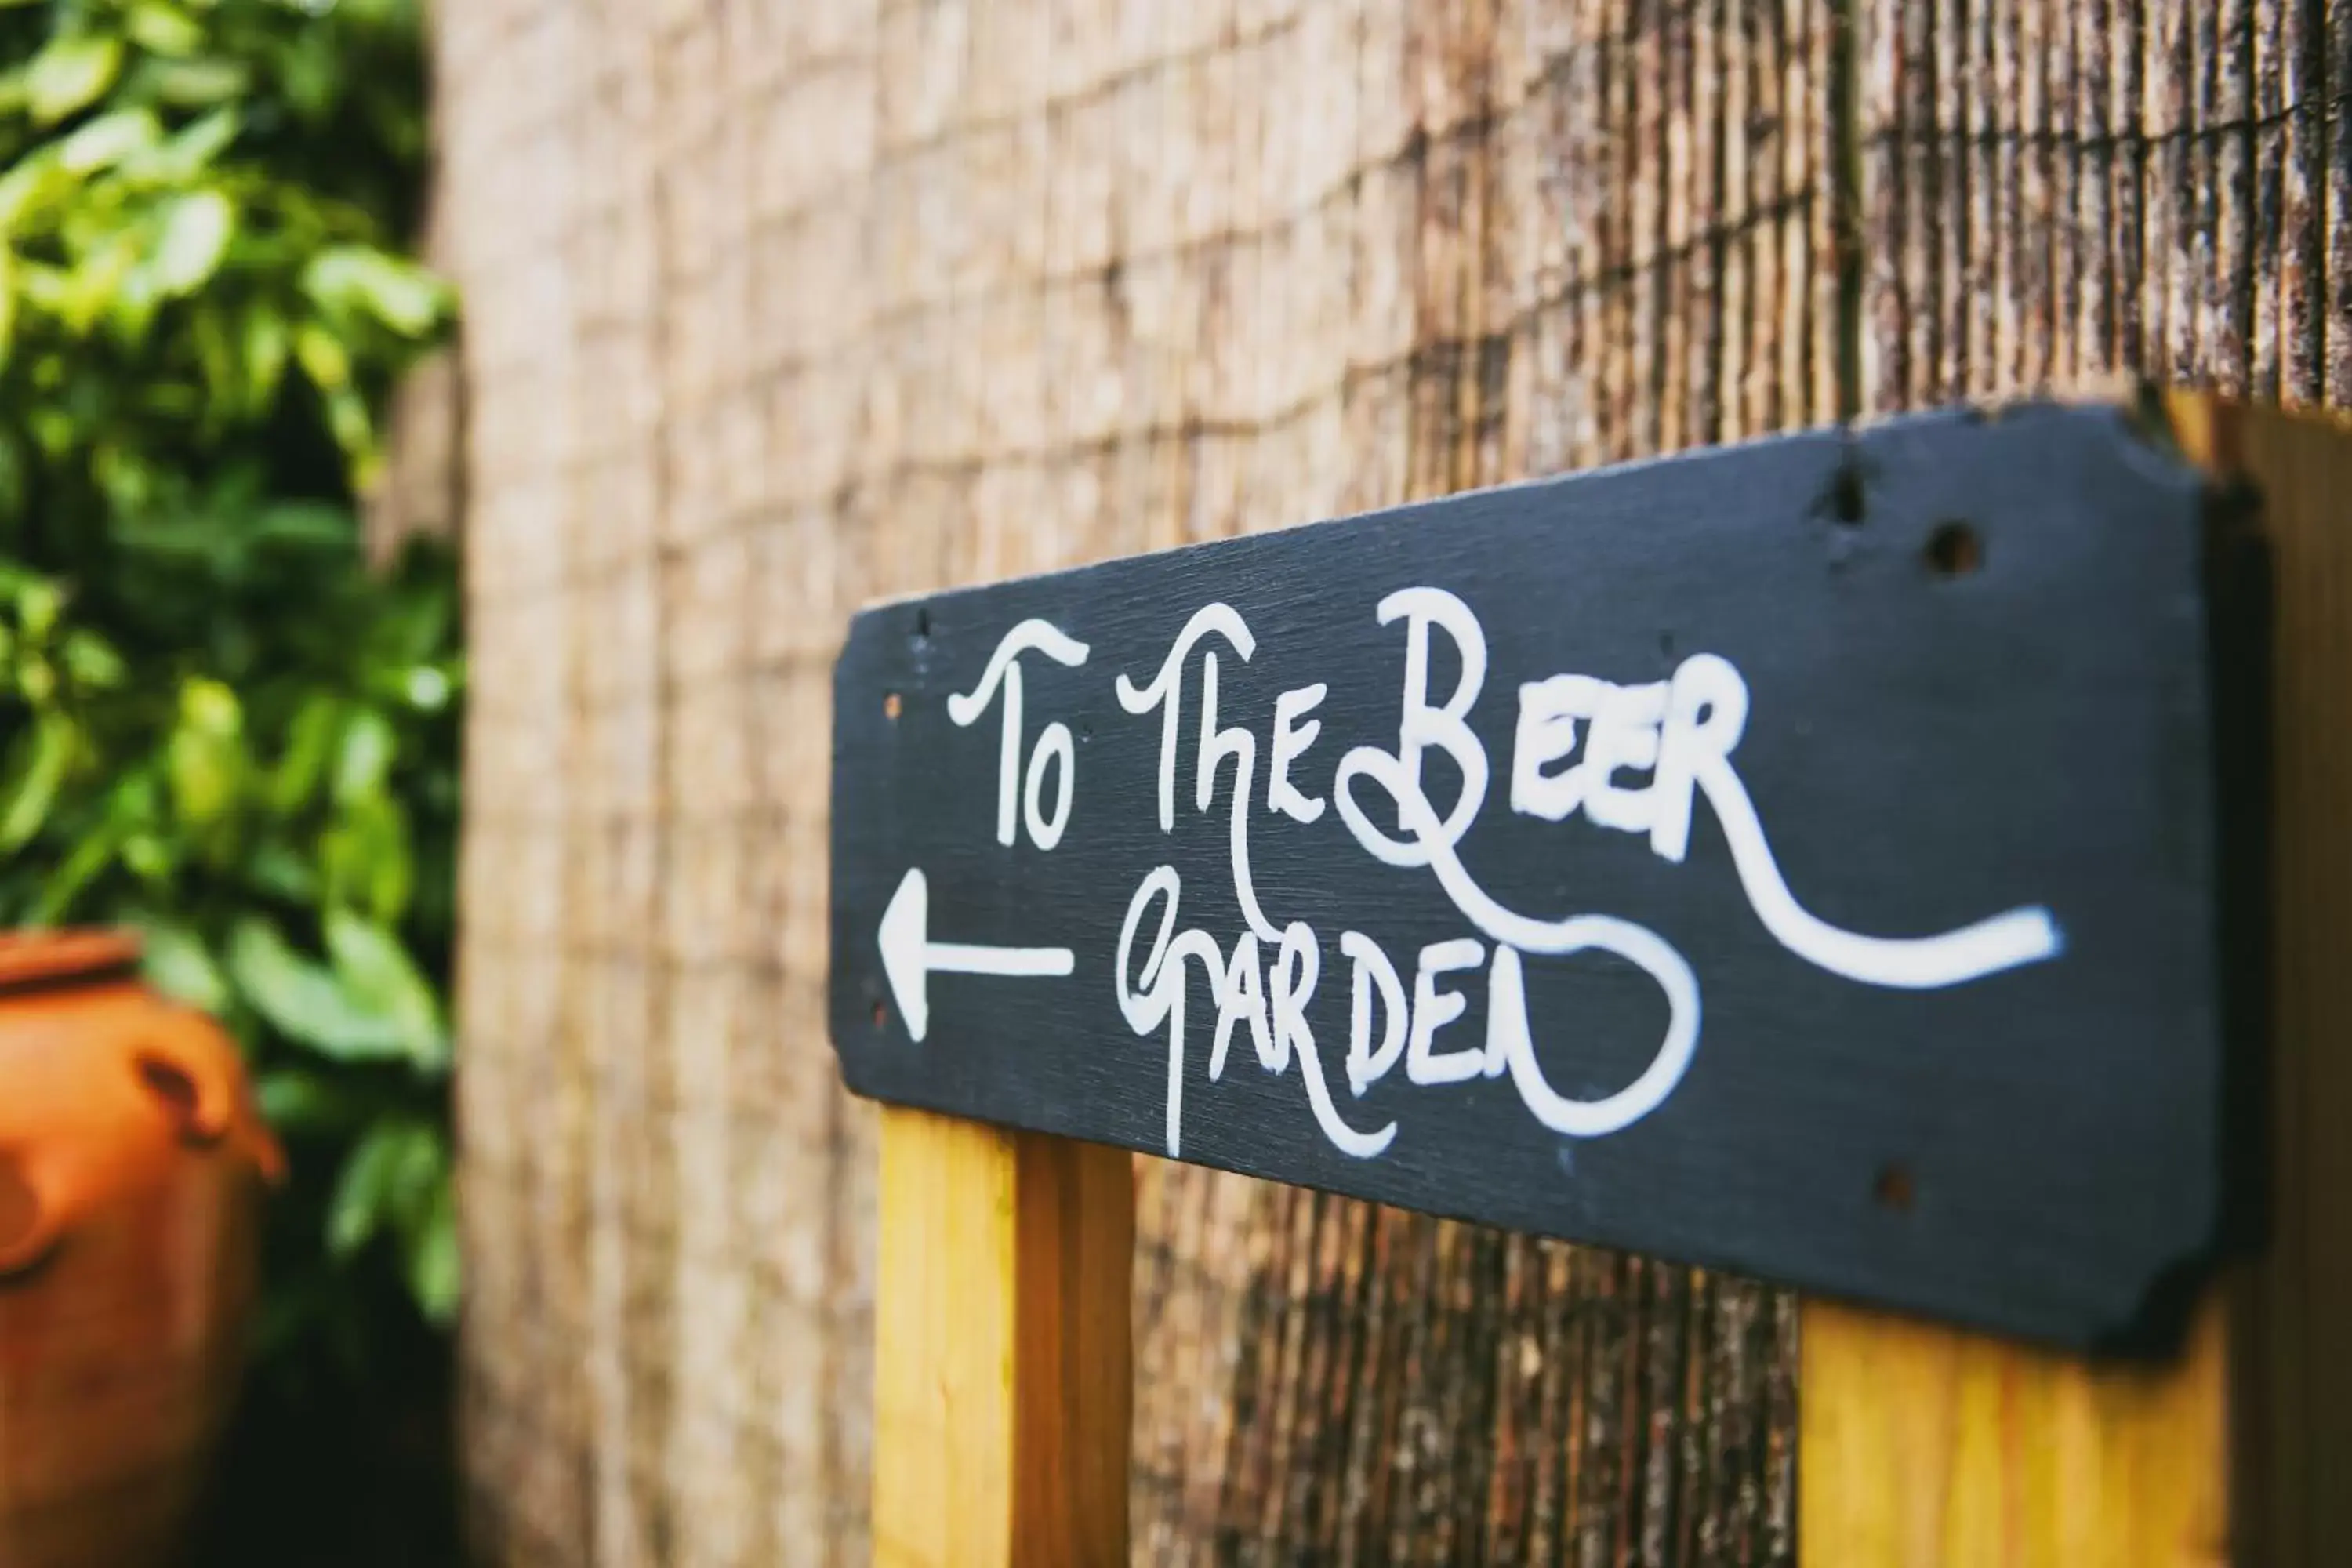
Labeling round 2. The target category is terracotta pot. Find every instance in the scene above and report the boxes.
[0,931,283,1568]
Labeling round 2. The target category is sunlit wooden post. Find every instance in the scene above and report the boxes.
[871,1109,1131,1568]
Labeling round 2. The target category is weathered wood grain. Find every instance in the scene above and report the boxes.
[1857,0,2352,406]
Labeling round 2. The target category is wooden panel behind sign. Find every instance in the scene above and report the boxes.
[826,402,2260,1352]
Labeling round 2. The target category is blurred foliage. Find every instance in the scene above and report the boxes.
[0,0,457,1441]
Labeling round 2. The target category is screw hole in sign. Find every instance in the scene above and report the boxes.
[872,1000,888,1031]
[884,691,902,721]
[1924,521,1983,578]
[1873,1161,1916,1214]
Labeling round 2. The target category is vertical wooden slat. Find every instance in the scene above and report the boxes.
[2329,1,2352,405]
[2213,0,2254,392]
[2156,0,2201,379]
[1905,2,1940,405]
[1987,0,2019,390]
[1934,0,1966,396]
[1947,0,1985,394]
[2252,0,2285,397]
[2075,0,2116,374]
[1799,0,1835,421]
[1659,0,1696,452]
[2111,0,2148,375]
[2051,0,2089,390]
[1719,0,1754,443]
[2026,0,2067,389]
[2278,0,2324,401]
[1690,0,1726,446]
[1573,0,1613,471]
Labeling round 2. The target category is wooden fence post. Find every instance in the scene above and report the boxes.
[873,1108,1132,1567]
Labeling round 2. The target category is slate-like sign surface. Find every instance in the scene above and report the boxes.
[827,403,2263,1352]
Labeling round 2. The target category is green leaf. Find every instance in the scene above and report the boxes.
[332,707,394,801]
[227,917,408,1061]
[0,153,64,230]
[60,235,138,334]
[147,189,234,297]
[255,1066,361,1134]
[60,630,125,688]
[140,919,229,1013]
[247,837,318,902]
[180,675,240,735]
[324,384,376,477]
[31,822,116,925]
[303,246,447,337]
[383,1123,445,1234]
[188,296,238,406]
[145,56,249,108]
[140,106,238,181]
[10,576,60,641]
[328,1116,444,1267]
[100,767,162,829]
[292,322,350,390]
[167,677,245,828]
[325,908,445,1069]
[127,2,205,56]
[270,693,340,813]
[240,307,286,411]
[0,714,74,853]
[27,35,125,125]
[251,500,354,549]
[405,1177,459,1323]
[122,831,172,883]
[57,108,161,174]
[321,791,412,924]
[325,1120,408,1258]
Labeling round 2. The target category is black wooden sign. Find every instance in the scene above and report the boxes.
[827,403,2263,1352]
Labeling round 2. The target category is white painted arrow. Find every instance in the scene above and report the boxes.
[877,867,1075,1043]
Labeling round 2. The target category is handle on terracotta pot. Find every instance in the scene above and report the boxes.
[132,1022,288,1184]
[130,1040,236,1148]
[0,1149,60,1282]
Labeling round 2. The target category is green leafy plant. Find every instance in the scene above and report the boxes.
[0,0,456,1452]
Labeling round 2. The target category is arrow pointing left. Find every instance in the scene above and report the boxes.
[877,867,1075,1043]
